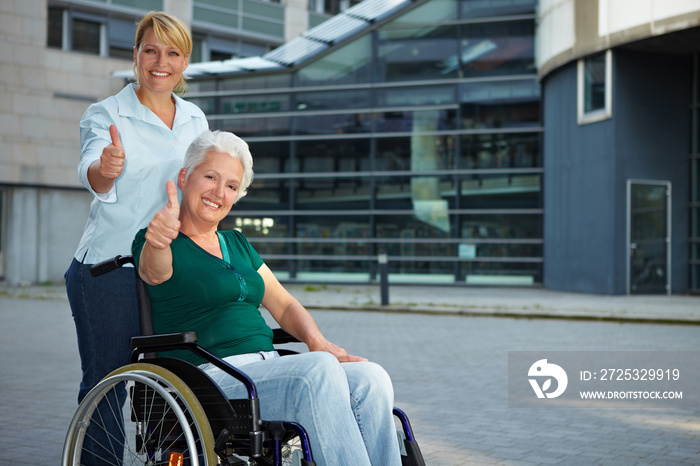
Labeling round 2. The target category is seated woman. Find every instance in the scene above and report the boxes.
[132,130,402,466]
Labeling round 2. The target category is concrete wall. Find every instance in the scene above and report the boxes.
[0,0,126,285]
[537,0,700,79]
[0,0,127,188]
[5,188,92,285]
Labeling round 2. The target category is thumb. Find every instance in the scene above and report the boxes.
[165,179,180,213]
[109,124,122,148]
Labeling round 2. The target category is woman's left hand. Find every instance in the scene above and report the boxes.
[309,338,368,363]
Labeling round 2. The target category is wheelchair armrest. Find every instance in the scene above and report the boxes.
[272,328,300,344]
[90,255,134,277]
[130,331,198,349]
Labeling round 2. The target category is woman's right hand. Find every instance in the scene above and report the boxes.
[145,180,181,250]
[139,180,180,285]
[98,125,126,180]
[87,124,126,193]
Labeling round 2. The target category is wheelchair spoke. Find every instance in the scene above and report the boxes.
[64,368,211,466]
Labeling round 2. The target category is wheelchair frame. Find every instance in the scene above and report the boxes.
[62,255,425,466]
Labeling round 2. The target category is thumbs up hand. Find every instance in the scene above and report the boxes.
[98,125,126,180]
[145,180,181,250]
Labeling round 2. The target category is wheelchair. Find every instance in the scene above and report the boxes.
[62,255,425,466]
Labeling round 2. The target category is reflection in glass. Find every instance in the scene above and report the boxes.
[215,116,291,138]
[294,215,371,276]
[220,73,291,91]
[294,112,371,135]
[219,94,290,114]
[410,111,451,233]
[630,184,668,294]
[220,215,289,242]
[584,52,606,113]
[248,141,291,174]
[376,175,459,211]
[377,25,459,82]
[375,109,457,133]
[389,0,457,25]
[295,89,371,110]
[376,135,453,172]
[296,138,371,173]
[460,80,540,129]
[461,213,541,239]
[237,177,292,211]
[376,86,455,107]
[295,216,370,241]
[460,0,536,19]
[296,35,372,86]
[459,175,541,209]
[459,242,542,258]
[295,176,372,211]
[186,80,217,93]
[460,20,535,78]
[375,212,454,241]
[295,257,371,277]
[460,133,540,169]
[186,97,216,115]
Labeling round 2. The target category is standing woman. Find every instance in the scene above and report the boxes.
[65,11,209,403]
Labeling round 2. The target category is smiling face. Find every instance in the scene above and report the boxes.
[133,27,188,96]
[178,150,244,229]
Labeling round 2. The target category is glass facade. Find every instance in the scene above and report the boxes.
[188,0,542,285]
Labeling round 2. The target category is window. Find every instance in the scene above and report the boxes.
[72,18,101,55]
[47,6,64,49]
[578,50,612,124]
[46,5,135,59]
[309,0,362,16]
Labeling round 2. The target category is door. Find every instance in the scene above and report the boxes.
[627,180,671,294]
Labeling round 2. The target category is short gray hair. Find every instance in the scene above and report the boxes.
[183,130,254,202]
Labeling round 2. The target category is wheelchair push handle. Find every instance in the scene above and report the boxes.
[90,255,135,277]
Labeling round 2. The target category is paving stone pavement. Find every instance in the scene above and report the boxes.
[1,285,699,465]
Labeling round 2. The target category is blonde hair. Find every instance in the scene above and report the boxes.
[133,11,192,94]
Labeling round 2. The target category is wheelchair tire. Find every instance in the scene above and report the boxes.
[62,363,216,466]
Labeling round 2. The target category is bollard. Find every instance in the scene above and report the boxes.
[378,250,389,306]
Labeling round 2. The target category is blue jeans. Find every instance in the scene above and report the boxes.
[65,258,141,402]
[200,351,402,466]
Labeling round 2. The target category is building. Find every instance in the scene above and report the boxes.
[179,0,544,287]
[0,0,357,285]
[2,0,699,295]
[538,0,700,294]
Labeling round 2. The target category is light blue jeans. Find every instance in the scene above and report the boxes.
[199,351,402,466]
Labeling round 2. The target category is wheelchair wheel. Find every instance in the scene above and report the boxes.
[62,363,216,466]
[278,433,302,466]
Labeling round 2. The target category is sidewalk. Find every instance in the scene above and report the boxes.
[288,284,700,323]
[2,282,698,323]
[2,283,699,465]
